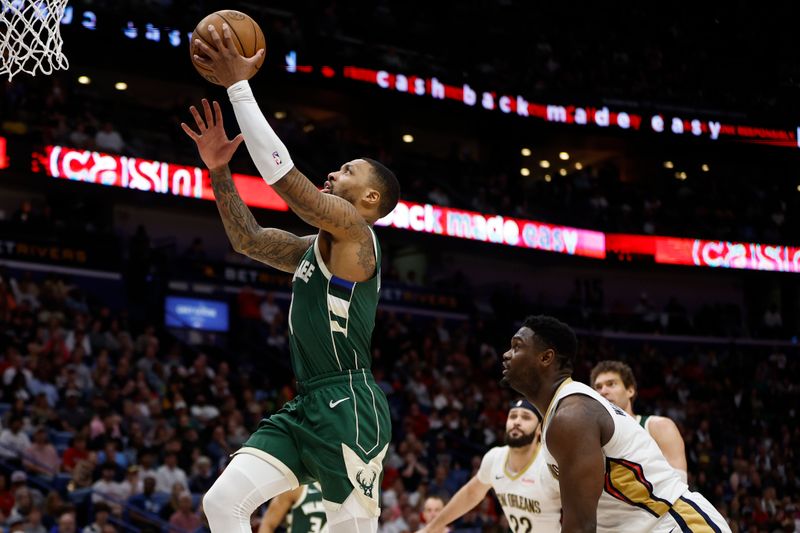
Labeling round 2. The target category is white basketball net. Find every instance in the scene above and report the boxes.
[1,0,69,80]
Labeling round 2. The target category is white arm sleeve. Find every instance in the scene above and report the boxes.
[226,80,294,185]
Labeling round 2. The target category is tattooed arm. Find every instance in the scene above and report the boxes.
[180,99,313,273]
[271,167,371,243]
[209,166,314,273]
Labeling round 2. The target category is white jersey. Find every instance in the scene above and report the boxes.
[542,379,724,533]
[477,444,561,533]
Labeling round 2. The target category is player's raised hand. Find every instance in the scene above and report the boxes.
[181,99,244,172]
[193,23,265,89]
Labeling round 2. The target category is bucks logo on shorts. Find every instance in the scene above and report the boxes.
[356,469,377,499]
[343,443,387,515]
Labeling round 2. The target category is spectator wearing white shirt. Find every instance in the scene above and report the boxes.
[94,122,125,153]
[92,463,127,515]
[0,416,31,460]
[64,328,92,357]
[155,452,188,494]
[2,348,32,387]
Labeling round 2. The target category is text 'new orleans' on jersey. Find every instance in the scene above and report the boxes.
[288,229,381,381]
[476,445,562,533]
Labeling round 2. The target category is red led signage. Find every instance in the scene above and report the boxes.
[286,59,800,149]
[24,144,800,274]
[607,234,800,273]
[34,145,288,211]
[376,200,606,258]
[0,137,8,169]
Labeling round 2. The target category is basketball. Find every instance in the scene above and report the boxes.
[190,10,266,86]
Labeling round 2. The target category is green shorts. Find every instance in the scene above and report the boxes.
[235,369,391,516]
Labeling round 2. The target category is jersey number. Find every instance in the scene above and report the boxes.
[308,516,326,533]
[509,514,532,533]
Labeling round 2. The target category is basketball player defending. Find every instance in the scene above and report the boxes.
[417,399,560,533]
[259,482,327,533]
[183,25,400,533]
[591,360,688,482]
[502,315,730,533]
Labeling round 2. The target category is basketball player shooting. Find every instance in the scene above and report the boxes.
[181,23,400,533]
[501,315,731,533]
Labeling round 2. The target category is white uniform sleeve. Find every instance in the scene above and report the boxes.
[476,447,501,484]
[226,80,294,184]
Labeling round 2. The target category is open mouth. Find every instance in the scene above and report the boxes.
[322,180,332,193]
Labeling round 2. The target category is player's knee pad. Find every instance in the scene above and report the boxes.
[325,492,378,533]
[203,452,294,532]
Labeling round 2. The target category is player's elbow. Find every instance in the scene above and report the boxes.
[232,235,256,256]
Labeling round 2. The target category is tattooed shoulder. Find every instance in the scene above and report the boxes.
[356,236,376,275]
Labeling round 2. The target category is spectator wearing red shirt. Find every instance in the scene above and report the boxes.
[0,474,15,520]
[62,435,89,473]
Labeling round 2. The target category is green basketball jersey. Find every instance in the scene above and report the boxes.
[288,230,381,382]
[287,483,327,533]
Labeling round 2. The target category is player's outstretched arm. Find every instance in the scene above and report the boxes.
[418,476,492,533]
[258,487,300,533]
[195,26,371,243]
[209,167,314,272]
[649,416,688,481]
[182,99,314,273]
[547,396,609,533]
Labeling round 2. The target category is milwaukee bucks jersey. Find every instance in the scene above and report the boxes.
[288,230,381,381]
[288,483,327,533]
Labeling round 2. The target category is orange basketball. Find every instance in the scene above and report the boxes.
[190,10,266,86]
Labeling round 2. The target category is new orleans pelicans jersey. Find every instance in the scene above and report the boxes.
[287,483,327,533]
[541,379,730,533]
[476,445,561,533]
[288,230,380,381]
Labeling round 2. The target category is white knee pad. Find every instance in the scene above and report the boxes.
[325,492,378,533]
[203,452,295,533]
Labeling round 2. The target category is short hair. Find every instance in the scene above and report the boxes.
[590,360,637,391]
[362,157,400,218]
[424,495,446,505]
[521,315,577,371]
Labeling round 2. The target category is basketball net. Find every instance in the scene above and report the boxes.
[1,0,69,81]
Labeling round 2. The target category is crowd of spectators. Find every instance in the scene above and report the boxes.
[1,246,799,532]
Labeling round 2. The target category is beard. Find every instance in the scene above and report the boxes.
[505,430,536,448]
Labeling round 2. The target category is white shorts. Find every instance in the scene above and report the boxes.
[652,491,732,533]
